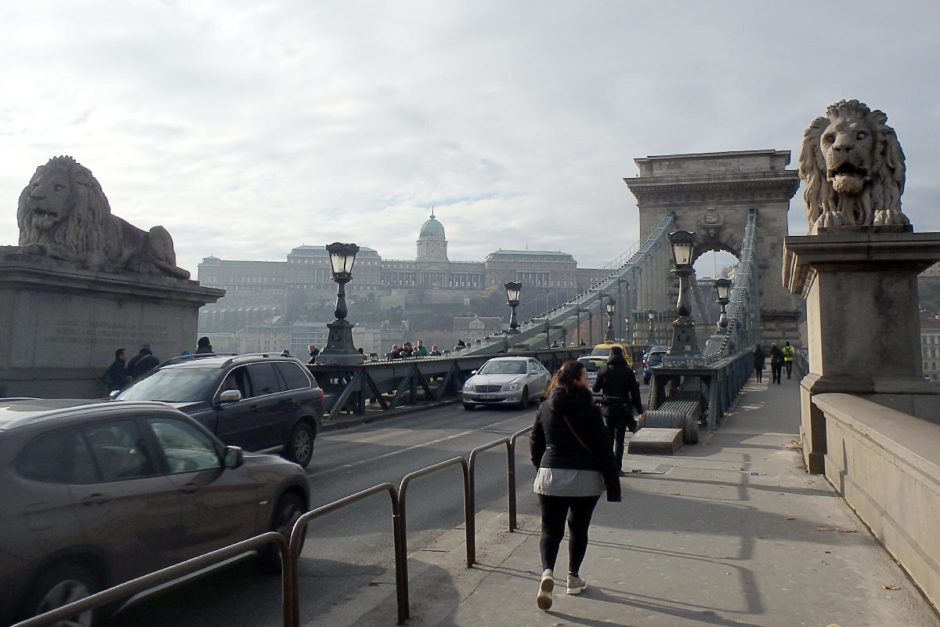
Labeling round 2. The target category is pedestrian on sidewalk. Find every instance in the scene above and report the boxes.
[753,345,766,383]
[782,341,796,379]
[102,347,130,393]
[769,344,784,384]
[530,359,620,611]
[593,345,644,474]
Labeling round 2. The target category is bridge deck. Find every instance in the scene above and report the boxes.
[345,376,940,625]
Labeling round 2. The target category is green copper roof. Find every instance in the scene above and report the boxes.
[419,213,445,239]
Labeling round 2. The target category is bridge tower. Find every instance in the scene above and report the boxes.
[625,150,802,347]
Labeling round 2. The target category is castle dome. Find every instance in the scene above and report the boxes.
[419,211,445,239]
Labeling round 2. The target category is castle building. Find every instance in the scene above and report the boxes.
[198,212,611,332]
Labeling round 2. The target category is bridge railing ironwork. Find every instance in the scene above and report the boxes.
[312,348,588,419]
[650,347,754,430]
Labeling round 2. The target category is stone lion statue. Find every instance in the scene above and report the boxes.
[17,156,190,279]
[799,99,909,233]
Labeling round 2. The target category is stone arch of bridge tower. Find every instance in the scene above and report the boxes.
[625,150,803,347]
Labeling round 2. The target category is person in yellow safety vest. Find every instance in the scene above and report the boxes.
[782,342,796,380]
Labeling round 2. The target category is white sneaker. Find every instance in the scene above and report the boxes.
[566,574,587,595]
[536,568,554,610]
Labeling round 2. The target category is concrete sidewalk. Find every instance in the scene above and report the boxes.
[341,375,940,626]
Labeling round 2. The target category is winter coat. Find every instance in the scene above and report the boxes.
[128,349,159,380]
[753,347,766,370]
[102,359,129,391]
[592,356,643,428]
[530,385,621,502]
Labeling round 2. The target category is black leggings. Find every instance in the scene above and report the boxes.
[538,494,601,574]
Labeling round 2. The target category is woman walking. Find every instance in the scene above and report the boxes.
[530,359,621,610]
[753,345,766,383]
[593,345,644,474]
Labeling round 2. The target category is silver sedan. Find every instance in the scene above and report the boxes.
[462,357,550,409]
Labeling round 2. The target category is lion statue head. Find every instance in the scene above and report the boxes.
[799,100,908,233]
[17,155,111,258]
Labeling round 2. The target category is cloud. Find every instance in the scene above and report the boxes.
[1,0,939,275]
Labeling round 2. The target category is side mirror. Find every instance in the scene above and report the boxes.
[218,389,242,404]
[223,446,244,469]
[108,390,121,400]
[471,370,477,375]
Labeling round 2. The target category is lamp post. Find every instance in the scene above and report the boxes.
[714,278,732,333]
[575,307,583,346]
[663,230,703,366]
[604,297,615,342]
[617,279,627,341]
[587,309,594,346]
[505,281,522,334]
[317,242,364,366]
[647,310,655,347]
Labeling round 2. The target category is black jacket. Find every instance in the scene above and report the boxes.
[592,357,643,424]
[127,350,159,380]
[530,386,621,502]
[102,359,129,391]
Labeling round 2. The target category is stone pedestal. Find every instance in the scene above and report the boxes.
[0,250,224,398]
[783,231,940,473]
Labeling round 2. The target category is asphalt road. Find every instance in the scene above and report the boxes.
[111,403,541,626]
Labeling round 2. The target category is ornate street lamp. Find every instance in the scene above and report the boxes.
[317,242,364,365]
[714,278,732,333]
[647,310,655,347]
[505,281,522,333]
[663,230,703,366]
[604,297,615,342]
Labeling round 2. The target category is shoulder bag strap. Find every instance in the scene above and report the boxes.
[563,414,593,454]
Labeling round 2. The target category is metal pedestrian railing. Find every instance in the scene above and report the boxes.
[286,483,404,624]
[16,426,534,627]
[13,532,291,627]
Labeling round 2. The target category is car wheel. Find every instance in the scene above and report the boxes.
[259,492,306,573]
[286,421,315,468]
[23,562,99,626]
[463,403,475,410]
[518,386,529,409]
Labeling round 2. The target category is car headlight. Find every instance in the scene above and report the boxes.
[463,381,474,391]
[504,383,520,391]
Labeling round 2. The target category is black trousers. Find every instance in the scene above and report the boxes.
[771,363,783,384]
[785,361,793,378]
[755,367,763,382]
[607,419,626,471]
[538,494,601,575]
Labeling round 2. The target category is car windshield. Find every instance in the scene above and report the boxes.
[478,361,526,376]
[117,368,220,403]
[591,348,611,357]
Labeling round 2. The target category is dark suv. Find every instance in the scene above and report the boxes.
[0,398,309,626]
[116,354,323,467]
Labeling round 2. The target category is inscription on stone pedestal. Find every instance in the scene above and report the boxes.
[47,319,170,346]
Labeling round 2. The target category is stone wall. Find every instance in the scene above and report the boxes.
[0,255,222,398]
[813,392,940,608]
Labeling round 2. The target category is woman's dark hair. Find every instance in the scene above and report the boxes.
[607,345,627,365]
[197,336,211,347]
[546,359,586,396]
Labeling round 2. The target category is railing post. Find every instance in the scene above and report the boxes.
[463,458,474,568]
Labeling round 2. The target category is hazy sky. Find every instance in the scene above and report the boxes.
[2,1,938,276]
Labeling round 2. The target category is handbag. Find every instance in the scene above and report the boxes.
[562,414,621,502]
